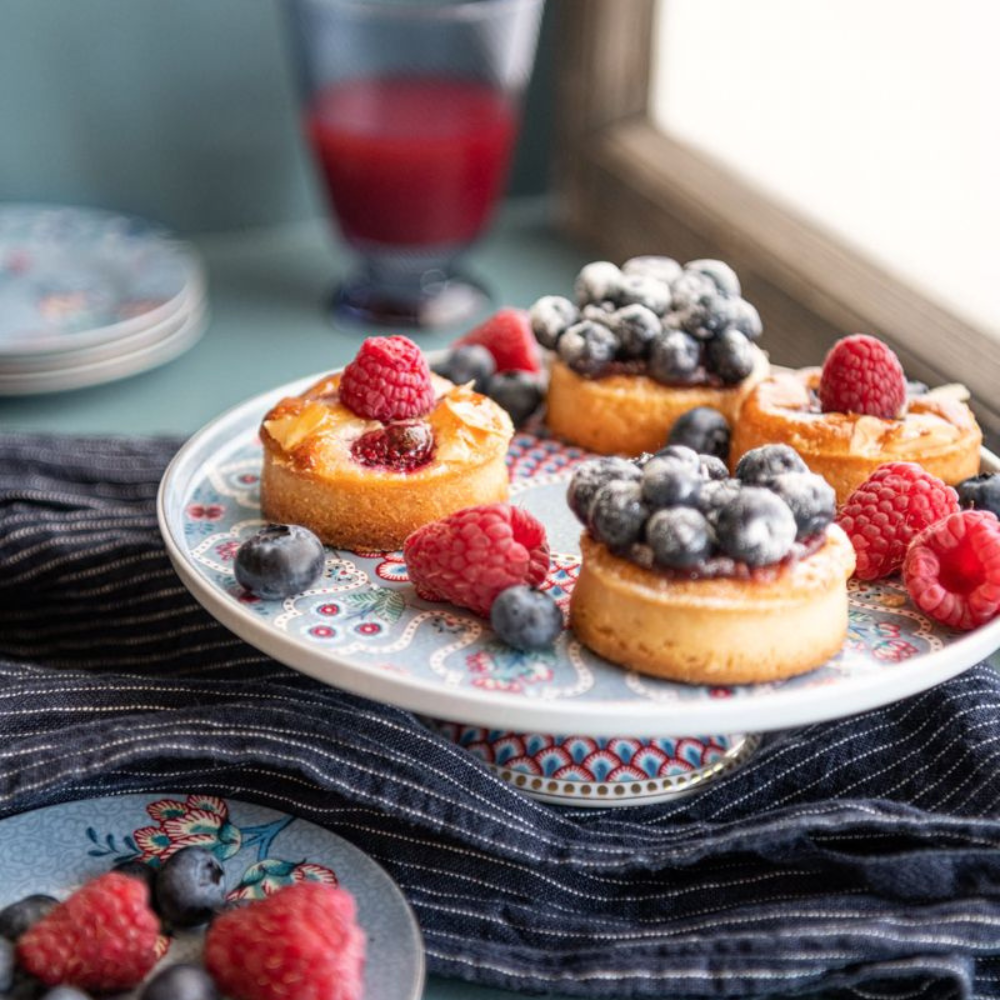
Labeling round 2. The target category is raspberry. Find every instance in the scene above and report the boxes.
[453,308,541,373]
[403,504,550,617]
[16,873,160,991]
[836,463,959,580]
[205,883,365,1000]
[819,334,907,419]
[350,421,435,472]
[904,510,1000,631]
[338,336,435,422]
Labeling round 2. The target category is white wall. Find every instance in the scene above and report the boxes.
[651,0,1000,341]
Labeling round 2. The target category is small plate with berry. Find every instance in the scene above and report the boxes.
[158,305,1000,787]
[0,793,423,1000]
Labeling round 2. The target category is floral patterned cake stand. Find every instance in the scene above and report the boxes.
[158,370,1000,807]
[0,792,424,999]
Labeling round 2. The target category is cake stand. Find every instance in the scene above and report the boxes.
[158,370,1000,807]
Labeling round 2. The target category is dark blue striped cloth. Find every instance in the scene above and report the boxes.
[3,432,1000,1000]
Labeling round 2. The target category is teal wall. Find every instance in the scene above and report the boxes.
[0,0,553,235]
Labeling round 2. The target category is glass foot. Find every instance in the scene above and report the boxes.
[331,260,491,331]
[425,722,761,808]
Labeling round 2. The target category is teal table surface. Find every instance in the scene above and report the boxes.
[0,197,590,1000]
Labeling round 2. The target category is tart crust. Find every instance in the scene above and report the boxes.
[545,346,769,456]
[260,373,513,551]
[570,526,856,685]
[730,368,982,503]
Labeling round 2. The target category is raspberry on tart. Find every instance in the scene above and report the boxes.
[530,257,770,456]
[259,337,514,551]
[567,444,855,684]
[731,336,982,503]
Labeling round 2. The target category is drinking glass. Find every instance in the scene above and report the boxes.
[288,0,545,329]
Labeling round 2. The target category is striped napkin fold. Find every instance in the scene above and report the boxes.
[2,432,1000,1000]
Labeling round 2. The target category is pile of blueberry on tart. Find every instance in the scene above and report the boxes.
[529,257,770,456]
[567,443,858,685]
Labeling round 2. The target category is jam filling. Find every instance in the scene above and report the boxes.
[351,420,436,472]
[622,531,827,583]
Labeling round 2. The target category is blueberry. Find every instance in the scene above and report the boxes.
[768,472,836,540]
[735,444,808,484]
[589,480,649,550]
[669,270,716,312]
[41,989,92,1000]
[956,473,1000,518]
[622,255,682,286]
[0,895,57,941]
[154,846,226,928]
[610,304,660,359]
[695,478,742,519]
[649,330,701,384]
[698,455,730,481]
[0,938,14,993]
[490,586,563,651]
[715,487,797,566]
[574,261,623,305]
[646,507,714,569]
[667,407,731,461]
[684,259,741,297]
[680,292,738,341]
[641,457,701,508]
[529,295,578,350]
[234,524,325,600]
[706,328,755,384]
[729,298,763,341]
[567,458,641,523]
[557,320,619,378]
[581,303,616,323]
[616,274,671,315]
[141,964,219,1000]
[432,344,495,393]
[486,371,543,428]
[112,858,158,897]
[650,444,701,474]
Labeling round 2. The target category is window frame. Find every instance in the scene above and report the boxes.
[552,0,1000,445]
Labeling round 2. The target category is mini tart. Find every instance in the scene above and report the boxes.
[259,373,513,551]
[730,368,982,503]
[545,346,769,456]
[570,526,855,685]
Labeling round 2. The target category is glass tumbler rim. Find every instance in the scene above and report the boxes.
[290,0,544,21]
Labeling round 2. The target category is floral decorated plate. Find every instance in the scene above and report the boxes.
[158,368,1000,740]
[0,792,424,1000]
[0,204,204,356]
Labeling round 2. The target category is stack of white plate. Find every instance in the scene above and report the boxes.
[0,204,207,395]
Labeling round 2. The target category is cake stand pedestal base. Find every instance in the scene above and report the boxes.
[425,722,760,807]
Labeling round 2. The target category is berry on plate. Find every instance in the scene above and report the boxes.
[155,846,227,928]
[453,307,541,373]
[17,873,160,992]
[956,473,1000,519]
[205,883,365,1000]
[667,407,731,461]
[818,334,907,419]
[837,462,959,580]
[339,335,436,422]
[235,524,326,600]
[141,963,219,1000]
[904,510,1000,631]
[490,585,563,650]
[431,343,495,393]
[0,894,57,941]
[485,371,544,428]
[403,503,550,618]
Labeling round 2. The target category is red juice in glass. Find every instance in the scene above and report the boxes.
[306,76,519,249]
